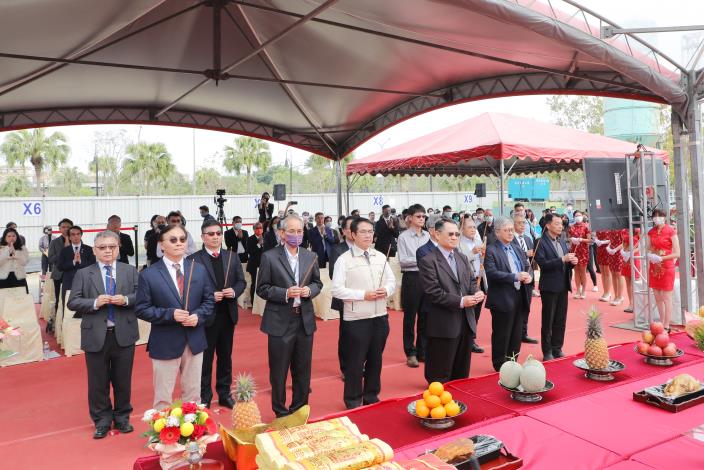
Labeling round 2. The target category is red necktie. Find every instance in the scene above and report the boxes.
[173,263,184,298]
[212,251,219,258]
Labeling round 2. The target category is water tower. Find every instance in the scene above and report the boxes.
[603,97,660,146]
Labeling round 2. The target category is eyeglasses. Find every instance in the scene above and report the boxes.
[203,231,222,236]
[95,245,118,251]
[445,232,461,237]
[168,236,188,243]
[355,230,374,235]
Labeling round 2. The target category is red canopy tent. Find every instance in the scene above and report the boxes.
[346,112,669,177]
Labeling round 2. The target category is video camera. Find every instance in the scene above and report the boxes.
[214,189,227,223]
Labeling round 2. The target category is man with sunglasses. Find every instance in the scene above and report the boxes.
[188,220,246,408]
[67,230,139,439]
[419,219,484,383]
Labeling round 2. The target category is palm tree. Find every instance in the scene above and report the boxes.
[0,128,70,193]
[122,142,175,195]
[222,136,272,194]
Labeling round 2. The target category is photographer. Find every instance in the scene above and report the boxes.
[258,192,274,222]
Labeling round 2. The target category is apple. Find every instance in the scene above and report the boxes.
[650,321,665,335]
[636,342,650,354]
[642,331,654,344]
[654,333,670,349]
[647,345,663,356]
[663,343,677,356]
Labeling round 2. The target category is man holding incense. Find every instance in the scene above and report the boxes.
[331,217,396,409]
[256,214,323,417]
[136,224,214,410]
[188,219,246,409]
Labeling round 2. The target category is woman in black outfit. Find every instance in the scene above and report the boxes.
[257,192,274,222]
[246,221,265,305]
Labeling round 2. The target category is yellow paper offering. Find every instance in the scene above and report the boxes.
[282,438,394,470]
[260,428,369,469]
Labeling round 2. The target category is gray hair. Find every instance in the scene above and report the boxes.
[94,230,120,243]
[426,213,442,230]
[494,215,513,231]
[282,214,304,230]
[513,214,526,224]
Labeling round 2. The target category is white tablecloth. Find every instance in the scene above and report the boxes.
[0,287,42,366]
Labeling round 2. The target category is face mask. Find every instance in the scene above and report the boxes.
[234,223,242,230]
[325,222,332,228]
[452,215,459,222]
[254,228,263,236]
[485,216,493,223]
[574,216,583,223]
[566,206,573,212]
[278,212,285,218]
[285,233,303,247]
[653,217,665,226]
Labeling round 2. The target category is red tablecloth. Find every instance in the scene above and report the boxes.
[395,416,622,470]
[629,435,704,468]
[526,362,704,457]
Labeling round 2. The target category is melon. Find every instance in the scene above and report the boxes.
[522,355,546,375]
[520,363,547,392]
[499,357,522,389]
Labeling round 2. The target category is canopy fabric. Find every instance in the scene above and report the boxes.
[345,112,669,176]
[0,0,688,158]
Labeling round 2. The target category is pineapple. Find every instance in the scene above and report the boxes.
[585,308,610,369]
[231,373,262,430]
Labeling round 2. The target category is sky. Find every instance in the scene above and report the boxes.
[0,0,701,178]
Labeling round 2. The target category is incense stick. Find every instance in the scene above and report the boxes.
[184,259,196,310]
[529,237,542,265]
[378,244,392,288]
[223,249,233,286]
[299,254,318,288]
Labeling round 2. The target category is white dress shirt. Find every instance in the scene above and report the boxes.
[283,246,301,307]
[162,254,186,295]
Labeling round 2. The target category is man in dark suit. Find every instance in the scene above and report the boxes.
[58,225,97,310]
[67,230,139,439]
[256,215,322,417]
[48,218,72,322]
[484,216,533,372]
[107,215,135,264]
[307,212,335,268]
[136,224,215,409]
[188,220,246,408]
[263,217,282,252]
[535,213,578,361]
[329,215,355,377]
[415,214,441,262]
[419,219,484,384]
[374,205,399,257]
[512,214,538,344]
[246,222,265,306]
[224,215,249,263]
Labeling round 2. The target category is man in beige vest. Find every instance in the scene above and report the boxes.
[331,218,396,409]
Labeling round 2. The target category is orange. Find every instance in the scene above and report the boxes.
[430,406,447,419]
[424,395,441,409]
[428,382,444,396]
[415,401,430,418]
[444,401,460,417]
[422,390,432,401]
[439,391,453,405]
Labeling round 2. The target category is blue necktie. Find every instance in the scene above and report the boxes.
[104,265,115,323]
[504,245,522,290]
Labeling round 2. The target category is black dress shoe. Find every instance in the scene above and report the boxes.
[521,336,539,344]
[552,350,565,359]
[204,401,212,409]
[114,422,133,433]
[417,356,425,363]
[543,353,554,361]
[93,426,110,439]
[218,396,235,408]
[471,343,484,353]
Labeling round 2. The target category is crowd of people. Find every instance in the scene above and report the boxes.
[10,195,679,439]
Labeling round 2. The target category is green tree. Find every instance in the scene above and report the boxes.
[51,167,92,196]
[0,175,31,197]
[195,168,222,194]
[122,142,175,195]
[89,129,130,195]
[222,137,272,194]
[88,156,119,195]
[546,95,604,134]
[0,128,70,193]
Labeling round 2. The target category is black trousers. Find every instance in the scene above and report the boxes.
[424,319,472,384]
[85,330,135,427]
[540,291,569,355]
[522,285,534,338]
[248,269,258,305]
[401,272,425,358]
[41,254,49,275]
[268,314,313,417]
[490,292,526,371]
[341,315,389,409]
[587,249,597,286]
[201,310,235,404]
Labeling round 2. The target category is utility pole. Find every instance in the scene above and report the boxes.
[94,142,99,197]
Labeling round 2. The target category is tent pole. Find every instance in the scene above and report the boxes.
[685,79,704,307]
[335,157,343,218]
[672,111,691,313]
[499,158,505,215]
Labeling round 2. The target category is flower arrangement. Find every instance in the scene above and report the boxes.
[0,318,21,360]
[142,401,219,470]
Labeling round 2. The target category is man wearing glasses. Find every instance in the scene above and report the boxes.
[419,219,484,384]
[257,215,322,417]
[67,231,139,439]
[188,220,246,408]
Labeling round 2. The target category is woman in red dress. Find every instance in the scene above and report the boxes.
[606,229,625,306]
[594,229,613,302]
[568,210,591,298]
[647,209,680,330]
[618,229,641,313]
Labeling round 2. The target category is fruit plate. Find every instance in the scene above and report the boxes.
[634,346,684,366]
[407,400,467,429]
[427,435,523,470]
[498,380,554,403]
[633,383,704,412]
[573,358,625,381]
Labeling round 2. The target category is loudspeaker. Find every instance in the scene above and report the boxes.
[273,184,286,201]
[474,183,486,198]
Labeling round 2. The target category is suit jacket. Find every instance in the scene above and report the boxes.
[256,245,323,337]
[67,262,139,352]
[374,216,399,256]
[477,222,498,245]
[246,234,264,273]
[135,258,215,359]
[224,228,249,263]
[118,232,135,264]
[415,239,437,263]
[48,235,67,280]
[418,247,477,339]
[187,248,246,327]
[58,244,97,291]
[328,241,351,312]
[263,230,279,252]
[307,226,334,265]
[535,234,574,293]
[484,240,532,313]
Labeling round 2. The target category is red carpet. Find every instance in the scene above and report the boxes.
[0,286,647,469]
